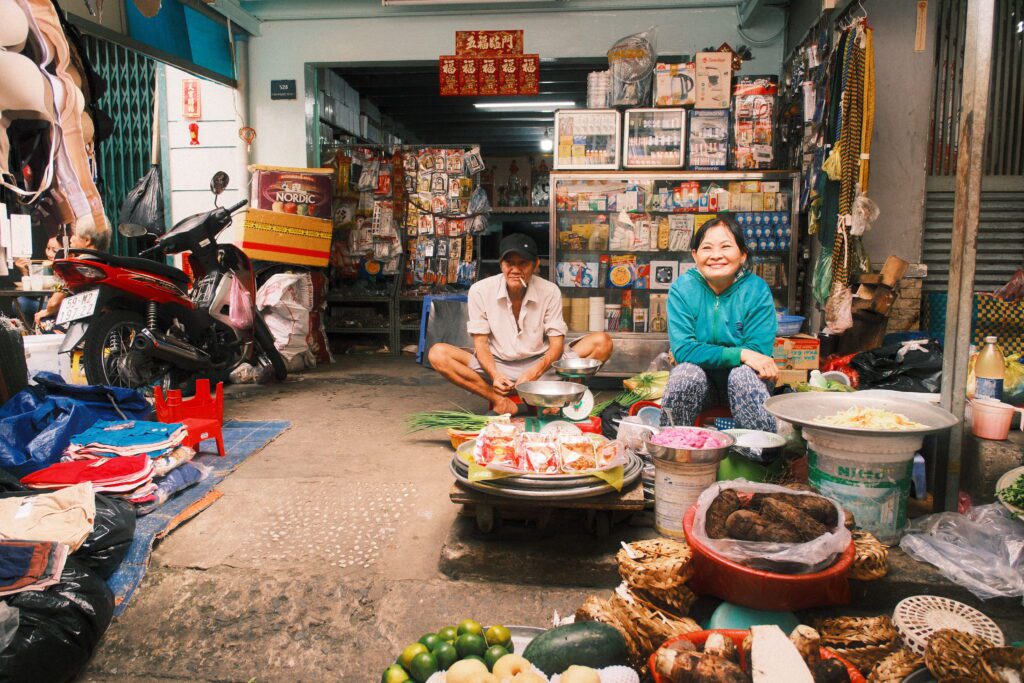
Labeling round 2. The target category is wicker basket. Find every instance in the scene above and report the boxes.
[978,646,1024,683]
[816,615,900,648]
[610,585,701,666]
[924,628,996,681]
[632,584,698,620]
[830,643,900,675]
[447,428,478,450]
[866,647,924,682]
[851,530,889,581]
[617,538,694,592]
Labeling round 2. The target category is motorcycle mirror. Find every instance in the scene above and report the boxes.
[118,223,149,238]
[210,172,229,196]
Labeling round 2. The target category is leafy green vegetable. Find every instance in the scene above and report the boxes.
[406,409,494,433]
[998,473,1024,509]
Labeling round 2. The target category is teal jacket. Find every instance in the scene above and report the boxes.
[667,267,778,368]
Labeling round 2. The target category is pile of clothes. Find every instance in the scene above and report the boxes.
[17,419,210,514]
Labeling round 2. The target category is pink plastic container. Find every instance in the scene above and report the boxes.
[971,398,1019,441]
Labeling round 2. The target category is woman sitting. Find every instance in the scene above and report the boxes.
[663,217,778,432]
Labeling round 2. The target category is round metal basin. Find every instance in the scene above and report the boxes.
[516,380,586,408]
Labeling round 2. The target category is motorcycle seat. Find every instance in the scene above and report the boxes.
[70,249,190,286]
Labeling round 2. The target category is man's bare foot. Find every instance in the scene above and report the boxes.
[492,397,520,415]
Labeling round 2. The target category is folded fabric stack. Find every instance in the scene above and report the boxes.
[66,420,187,459]
[20,455,155,503]
[0,483,95,551]
[0,540,68,597]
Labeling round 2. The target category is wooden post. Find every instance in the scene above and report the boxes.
[937,0,996,512]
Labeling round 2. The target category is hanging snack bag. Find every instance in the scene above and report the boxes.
[732,75,778,170]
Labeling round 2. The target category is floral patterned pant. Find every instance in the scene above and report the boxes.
[661,363,778,432]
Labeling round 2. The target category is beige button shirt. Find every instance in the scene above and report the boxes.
[467,273,568,361]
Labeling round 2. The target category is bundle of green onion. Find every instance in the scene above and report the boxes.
[406,409,494,433]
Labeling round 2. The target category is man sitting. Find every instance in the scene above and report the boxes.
[428,233,613,415]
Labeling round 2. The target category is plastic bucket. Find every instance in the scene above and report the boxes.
[971,399,1017,441]
[23,334,70,383]
[804,427,921,545]
[654,459,717,538]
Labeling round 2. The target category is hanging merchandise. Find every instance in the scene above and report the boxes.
[731,76,778,170]
[607,27,657,108]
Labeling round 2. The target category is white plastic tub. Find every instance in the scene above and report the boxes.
[23,335,71,383]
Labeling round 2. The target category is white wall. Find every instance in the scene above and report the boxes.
[163,64,249,242]
[246,8,786,167]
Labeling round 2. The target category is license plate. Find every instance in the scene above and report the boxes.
[56,290,100,325]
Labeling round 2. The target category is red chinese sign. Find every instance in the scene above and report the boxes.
[182,78,202,119]
[440,30,538,96]
[455,30,523,56]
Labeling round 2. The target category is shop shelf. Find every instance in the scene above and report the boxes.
[326,293,391,303]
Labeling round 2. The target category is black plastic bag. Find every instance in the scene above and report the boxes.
[600,402,629,440]
[118,164,165,236]
[0,559,113,683]
[850,339,943,393]
[75,494,135,580]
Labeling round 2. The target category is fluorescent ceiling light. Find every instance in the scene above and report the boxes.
[474,101,574,111]
[540,138,554,152]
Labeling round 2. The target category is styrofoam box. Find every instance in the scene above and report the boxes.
[23,334,71,383]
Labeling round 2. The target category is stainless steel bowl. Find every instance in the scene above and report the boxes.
[644,426,735,464]
[553,357,603,379]
[515,380,587,408]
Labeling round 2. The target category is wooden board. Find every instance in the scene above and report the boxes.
[449,481,645,511]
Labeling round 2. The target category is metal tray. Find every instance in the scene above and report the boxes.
[450,460,642,500]
[450,454,643,491]
[764,393,958,436]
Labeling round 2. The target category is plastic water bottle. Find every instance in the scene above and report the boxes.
[975,336,1005,400]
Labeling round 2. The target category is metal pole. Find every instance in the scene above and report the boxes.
[938,0,996,512]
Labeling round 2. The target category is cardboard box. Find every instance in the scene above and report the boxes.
[695,51,733,109]
[240,208,332,267]
[777,368,809,388]
[773,334,820,370]
[655,62,696,107]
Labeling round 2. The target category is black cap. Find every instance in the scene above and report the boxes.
[499,233,539,261]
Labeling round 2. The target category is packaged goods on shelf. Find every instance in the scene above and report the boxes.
[732,76,779,170]
[695,51,733,109]
[687,110,729,170]
[654,62,696,107]
[625,108,686,168]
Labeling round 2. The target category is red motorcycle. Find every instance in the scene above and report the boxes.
[53,173,287,389]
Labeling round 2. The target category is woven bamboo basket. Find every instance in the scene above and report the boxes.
[851,530,889,581]
[924,628,996,681]
[978,646,1024,683]
[817,615,900,648]
[447,428,478,450]
[617,538,694,592]
[830,643,900,675]
[866,647,924,682]
[609,586,701,666]
[632,584,698,620]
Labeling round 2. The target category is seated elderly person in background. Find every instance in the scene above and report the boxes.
[429,233,613,415]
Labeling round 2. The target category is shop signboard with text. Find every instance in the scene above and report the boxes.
[440,30,538,96]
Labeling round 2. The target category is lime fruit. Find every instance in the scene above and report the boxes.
[408,651,438,683]
[437,626,458,643]
[455,633,487,659]
[431,641,458,670]
[381,664,410,683]
[418,634,443,652]
[399,643,429,670]
[485,625,512,649]
[457,619,484,637]
[484,645,509,670]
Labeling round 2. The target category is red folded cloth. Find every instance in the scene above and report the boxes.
[21,455,152,489]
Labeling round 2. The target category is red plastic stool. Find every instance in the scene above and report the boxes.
[694,406,733,428]
[154,379,226,456]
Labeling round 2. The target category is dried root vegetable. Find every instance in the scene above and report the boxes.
[704,632,739,663]
[751,492,839,528]
[812,659,852,683]
[706,489,741,539]
[790,625,822,671]
[725,510,803,543]
[761,498,829,541]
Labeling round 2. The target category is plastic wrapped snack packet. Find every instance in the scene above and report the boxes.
[519,432,560,474]
[559,434,597,472]
[595,439,624,469]
[473,420,520,467]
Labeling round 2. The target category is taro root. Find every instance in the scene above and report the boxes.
[726,510,802,543]
[762,498,829,542]
[706,489,741,539]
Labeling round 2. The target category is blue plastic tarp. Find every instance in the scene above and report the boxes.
[0,373,152,479]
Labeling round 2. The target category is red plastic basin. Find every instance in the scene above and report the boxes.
[681,506,854,612]
[649,630,866,683]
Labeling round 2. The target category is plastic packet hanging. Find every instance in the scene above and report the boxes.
[900,503,1024,602]
[692,480,851,574]
[357,158,380,192]
[608,27,657,107]
[468,186,492,216]
[463,147,485,176]
[229,275,254,329]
